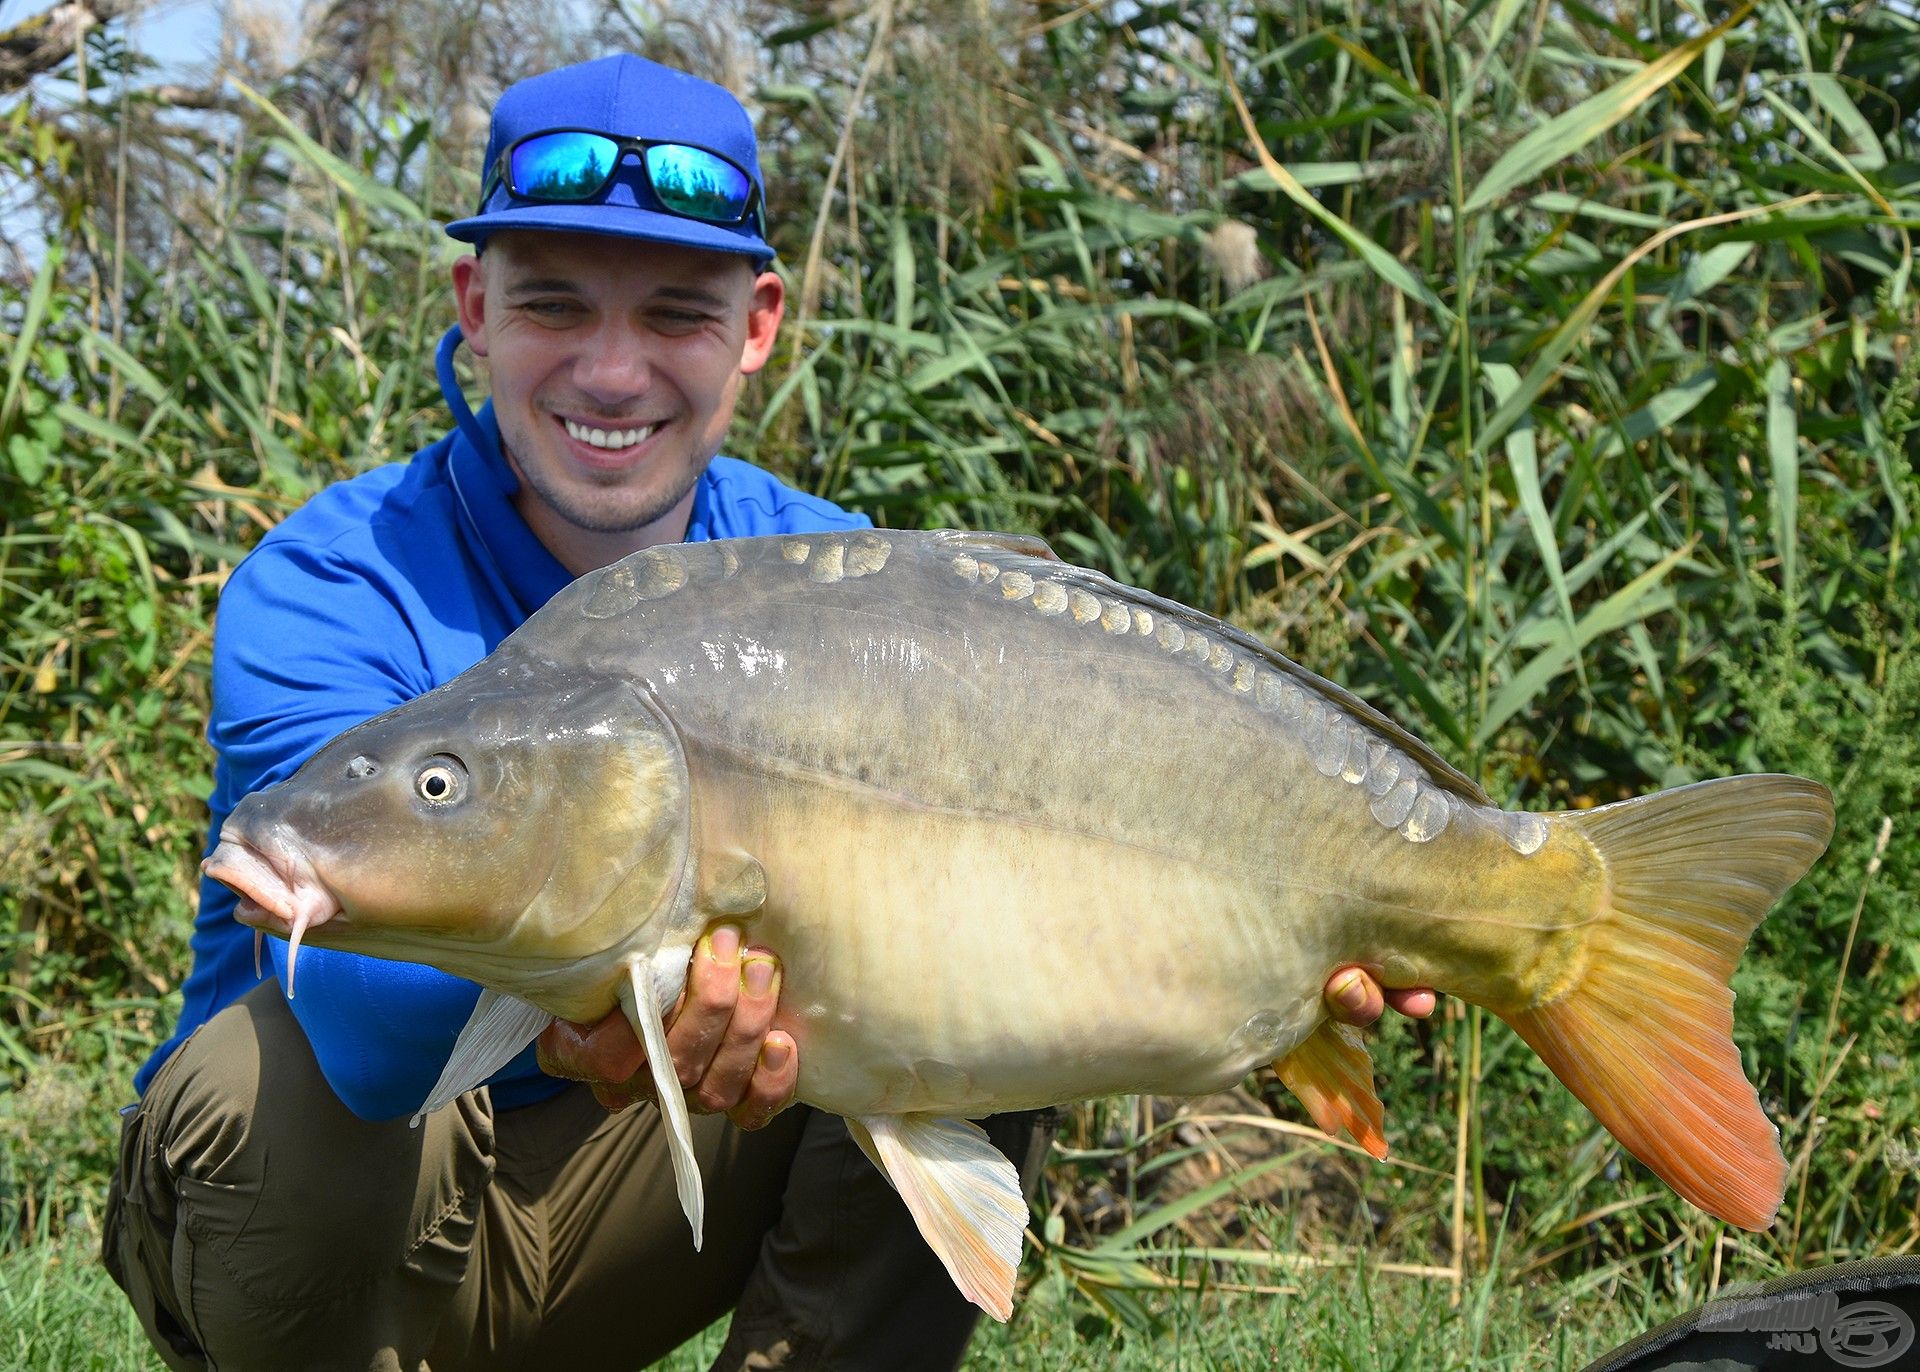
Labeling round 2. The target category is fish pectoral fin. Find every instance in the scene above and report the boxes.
[1275,1020,1388,1159]
[856,1113,1027,1323]
[411,989,554,1128]
[622,956,706,1251]
[701,851,767,917]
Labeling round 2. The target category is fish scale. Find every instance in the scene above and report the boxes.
[205,528,1836,1323]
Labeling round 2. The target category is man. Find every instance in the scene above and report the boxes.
[103,53,1434,1371]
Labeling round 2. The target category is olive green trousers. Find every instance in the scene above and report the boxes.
[102,985,1055,1371]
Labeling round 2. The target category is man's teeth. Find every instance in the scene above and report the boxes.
[564,418,660,449]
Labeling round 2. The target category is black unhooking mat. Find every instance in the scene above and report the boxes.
[1581,1257,1920,1371]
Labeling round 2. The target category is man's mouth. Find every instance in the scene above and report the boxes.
[561,416,663,453]
[204,834,342,996]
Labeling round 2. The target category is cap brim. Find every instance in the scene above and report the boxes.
[445,201,773,264]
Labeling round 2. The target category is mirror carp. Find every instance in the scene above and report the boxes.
[204,529,1836,1320]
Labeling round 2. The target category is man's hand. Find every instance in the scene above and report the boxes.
[536,924,797,1130]
[1324,967,1438,1026]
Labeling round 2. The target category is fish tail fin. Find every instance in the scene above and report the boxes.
[1498,774,1833,1231]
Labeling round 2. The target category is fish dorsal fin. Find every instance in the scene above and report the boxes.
[410,989,554,1127]
[852,1113,1027,1322]
[929,529,1063,563]
[1275,1020,1388,1159]
[622,952,705,1250]
[938,538,1488,807]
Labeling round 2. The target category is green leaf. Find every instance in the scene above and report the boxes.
[1477,195,1816,457]
[230,77,427,221]
[890,212,915,336]
[2,243,60,436]
[1484,363,1579,683]
[81,329,175,409]
[1589,366,1720,461]
[52,401,142,451]
[1477,545,1690,746]
[1221,70,1445,314]
[1650,243,1754,329]
[6,432,50,485]
[1225,161,1401,193]
[1529,192,1665,230]
[1464,5,1751,213]
[1803,74,1887,171]
[1766,357,1800,600]
[1093,1152,1303,1253]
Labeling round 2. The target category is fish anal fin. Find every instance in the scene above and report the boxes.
[410,989,553,1128]
[858,1113,1027,1322]
[1275,1020,1388,1159]
[622,956,706,1250]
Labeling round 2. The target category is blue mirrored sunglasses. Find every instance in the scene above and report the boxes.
[481,129,765,234]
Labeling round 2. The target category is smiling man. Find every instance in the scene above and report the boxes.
[455,232,782,573]
[102,53,1431,1372]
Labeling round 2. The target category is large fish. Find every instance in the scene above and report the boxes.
[205,530,1834,1319]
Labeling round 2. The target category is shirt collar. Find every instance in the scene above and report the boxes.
[445,400,575,618]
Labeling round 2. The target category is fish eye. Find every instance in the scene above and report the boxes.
[414,757,467,806]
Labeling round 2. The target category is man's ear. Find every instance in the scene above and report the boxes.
[739,271,785,376]
[450,252,490,358]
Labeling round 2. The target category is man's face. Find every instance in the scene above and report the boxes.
[451,230,782,559]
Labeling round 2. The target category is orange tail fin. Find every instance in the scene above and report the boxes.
[1501,775,1833,1230]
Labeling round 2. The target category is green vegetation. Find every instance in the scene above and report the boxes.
[2,1,1914,1366]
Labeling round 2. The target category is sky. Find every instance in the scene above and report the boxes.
[2,0,293,84]
[1,0,303,271]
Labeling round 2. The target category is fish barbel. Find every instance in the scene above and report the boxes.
[204,530,1835,1319]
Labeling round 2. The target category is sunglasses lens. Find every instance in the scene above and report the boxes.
[645,145,753,223]
[509,132,619,201]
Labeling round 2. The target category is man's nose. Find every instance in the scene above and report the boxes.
[571,321,653,402]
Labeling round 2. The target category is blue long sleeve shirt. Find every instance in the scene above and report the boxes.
[136,368,869,1120]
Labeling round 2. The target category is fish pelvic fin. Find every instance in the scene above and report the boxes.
[1275,1020,1388,1159]
[622,955,706,1251]
[1503,774,1834,1232]
[854,1114,1027,1323]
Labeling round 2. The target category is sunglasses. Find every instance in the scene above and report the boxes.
[480,129,765,234]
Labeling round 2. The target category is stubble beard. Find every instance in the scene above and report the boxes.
[503,429,707,536]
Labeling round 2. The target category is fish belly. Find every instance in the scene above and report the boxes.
[696,761,1366,1118]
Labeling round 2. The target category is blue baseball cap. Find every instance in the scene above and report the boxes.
[445,54,773,264]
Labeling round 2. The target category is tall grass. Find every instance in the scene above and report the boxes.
[2,0,1916,1359]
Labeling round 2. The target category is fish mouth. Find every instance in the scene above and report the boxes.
[203,831,341,996]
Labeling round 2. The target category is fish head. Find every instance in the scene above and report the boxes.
[205,665,693,995]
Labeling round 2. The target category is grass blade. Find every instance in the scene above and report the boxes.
[1476,543,1691,747]
[1463,4,1752,213]
[1220,64,1445,314]
[1485,362,1581,683]
[1767,356,1800,602]
[1476,194,1825,457]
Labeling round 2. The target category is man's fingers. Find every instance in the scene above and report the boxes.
[1385,986,1439,1019]
[1325,967,1385,1027]
[543,925,793,1122]
[590,1078,654,1112]
[664,925,746,1092]
[727,1031,798,1131]
[696,953,781,1113]
[537,1007,645,1083]
[1324,969,1441,1027]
